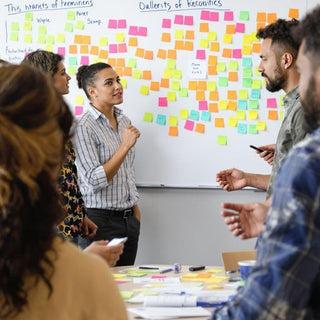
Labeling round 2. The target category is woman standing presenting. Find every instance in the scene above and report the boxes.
[75,62,141,266]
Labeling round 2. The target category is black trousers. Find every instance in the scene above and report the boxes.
[87,208,140,266]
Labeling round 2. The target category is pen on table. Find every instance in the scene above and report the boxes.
[138,266,159,270]
[197,301,227,307]
[160,267,174,274]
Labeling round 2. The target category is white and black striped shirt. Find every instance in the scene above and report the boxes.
[73,105,139,209]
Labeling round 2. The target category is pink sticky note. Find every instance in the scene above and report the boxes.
[184,16,193,25]
[232,49,242,59]
[159,97,168,107]
[116,280,130,284]
[200,10,210,20]
[196,49,206,60]
[108,19,117,29]
[224,11,234,21]
[109,44,118,53]
[162,18,171,28]
[138,26,147,36]
[199,101,208,110]
[57,47,66,56]
[174,14,184,24]
[118,43,127,53]
[184,120,195,131]
[118,19,127,28]
[80,56,89,65]
[75,106,83,116]
[151,275,166,279]
[129,26,138,35]
[210,12,219,21]
[235,22,245,33]
[267,98,277,108]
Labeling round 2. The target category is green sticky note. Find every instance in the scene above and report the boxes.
[75,20,85,30]
[10,32,18,41]
[249,99,259,109]
[140,85,149,95]
[201,111,211,122]
[217,62,226,72]
[217,135,227,145]
[280,110,284,120]
[65,23,73,32]
[25,12,34,21]
[169,116,178,126]
[239,11,249,21]
[166,59,176,70]
[170,80,180,91]
[218,77,228,87]
[243,67,252,77]
[143,112,153,122]
[190,110,200,121]
[175,29,184,39]
[24,34,32,43]
[57,33,66,43]
[254,66,261,77]
[242,78,252,88]
[180,109,189,119]
[46,35,55,44]
[207,81,217,91]
[127,58,137,68]
[38,25,47,34]
[173,69,182,79]
[24,21,32,31]
[69,57,78,66]
[133,69,142,79]
[156,114,166,125]
[11,22,19,31]
[229,60,238,71]
[249,124,258,134]
[67,11,76,20]
[179,88,188,97]
[120,291,134,300]
[37,35,46,44]
[239,90,248,99]
[167,91,176,101]
[68,66,77,76]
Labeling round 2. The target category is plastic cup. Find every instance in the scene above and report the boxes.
[238,260,256,280]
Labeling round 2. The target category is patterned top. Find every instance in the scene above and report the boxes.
[73,105,139,210]
[266,87,307,197]
[212,127,320,320]
[57,140,86,238]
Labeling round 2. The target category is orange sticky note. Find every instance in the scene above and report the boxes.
[267,13,277,24]
[184,41,193,51]
[175,40,184,50]
[199,22,209,32]
[252,43,261,53]
[209,103,218,113]
[196,91,205,101]
[80,45,89,54]
[256,12,266,22]
[268,110,278,120]
[228,71,238,82]
[208,55,217,66]
[195,123,205,133]
[188,81,197,90]
[123,67,132,76]
[157,49,166,59]
[108,58,116,67]
[74,34,83,44]
[210,42,220,52]
[69,44,77,54]
[114,67,123,76]
[160,78,170,88]
[128,37,138,46]
[222,48,232,58]
[198,81,207,91]
[167,49,177,59]
[82,35,91,44]
[144,50,153,60]
[226,24,236,34]
[98,49,108,59]
[150,81,160,91]
[142,70,152,80]
[215,118,225,128]
[208,66,217,76]
[135,48,144,57]
[289,8,299,19]
[169,126,178,136]
[185,30,195,40]
[256,22,265,31]
[227,90,237,100]
[227,100,237,111]
[90,46,99,55]
[209,91,219,101]
[117,58,125,67]
[161,32,171,42]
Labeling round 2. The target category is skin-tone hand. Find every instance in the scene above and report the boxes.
[121,125,140,150]
[257,144,276,165]
[220,202,269,239]
[216,168,248,191]
[134,204,141,221]
[84,240,124,267]
[81,215,98,239]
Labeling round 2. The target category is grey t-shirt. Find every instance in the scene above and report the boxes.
[266,87,307,197]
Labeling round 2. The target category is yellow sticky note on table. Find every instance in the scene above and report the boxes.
[113,274,127,279]
[169,116,178,126]
[248,110,258,120]
[207,285,224,289]
[256,121,266,131]
[205,276,229,284]
[227,117,238,127]
[120,291,134,300]
[75,95,85,105]
[217,135,227,145]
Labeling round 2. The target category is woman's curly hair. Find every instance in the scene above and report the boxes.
[0,64,73,318]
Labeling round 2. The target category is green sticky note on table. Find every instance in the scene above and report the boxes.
[249,124,258,134]
[38,25,47,34]
[127,58,137,68]
[243,67,252,77]
[75,20,85,30]
[170,80,180,91]
[143,112,153,122]
[179,88,188,97]
[249,100,259,109]
[217,135,227,145]
[120,291,134,300]
[242,78,252,88]
[65,23,73,32]
[218,77,228,87]
[11,22,19,31]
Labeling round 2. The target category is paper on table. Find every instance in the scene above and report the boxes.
[144,295,197,307]
[128,307,211,319]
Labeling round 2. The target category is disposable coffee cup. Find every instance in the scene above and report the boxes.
[238,260,256,280]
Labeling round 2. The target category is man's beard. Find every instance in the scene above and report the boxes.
[301,76,320,133]
[262,65,286,92]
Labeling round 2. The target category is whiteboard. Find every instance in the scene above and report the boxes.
[0,0,310,187]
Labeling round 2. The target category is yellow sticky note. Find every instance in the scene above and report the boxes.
[57,33,66,43]
[24,34,32,43]
[133,69,142,79]
[166,59,176,70]
[169,116,178,126]
[67,11,76,20]
[116,32,125,42]
[217,62,226,72]
[223,34,233,44]
[227,117,238,127]
[256,121,266,131]
[75,95,85,105]
[99,37,108,46]
[75,20,85,30]
[252,80,261,89]
[207,285,224,289]
[38,25,47,34]
[229,60,238,71]
[44,45,53,52]
[248,110,258,120]
[180,110,189,119]
[25,12,34,21]
[140,85,149,95]
[218,100,228,110]
[205,276,229,284]
[280,111,284,120]
[243,34,252,44]
[167,92,176,101]
[163,68,172,78]
[200,38,209,48]
[120,78,127,88]
[217,135,227,145]
[173,70,182,79]
[239,90,248,99]
[207,81,216,91]
[236,110,246,120]
[120,291,134,300]
[11,22,19,31]
[46,35,55,44]
[170,81,180,91]
[207,31,217,41]
[24,21,32,31]
[175,30,184,39]
[113,274,127,279]
[242,45,251,55]
[143,112,153,122]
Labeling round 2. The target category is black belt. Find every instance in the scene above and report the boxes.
[105,207,134,218]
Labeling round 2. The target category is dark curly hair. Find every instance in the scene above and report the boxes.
[0,65,73,318]
[257,19,301,60]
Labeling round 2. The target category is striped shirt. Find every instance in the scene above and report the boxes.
[73,105,139,210]
[212,127,320,320]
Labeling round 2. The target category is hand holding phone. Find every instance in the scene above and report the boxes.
[106,237,128,247]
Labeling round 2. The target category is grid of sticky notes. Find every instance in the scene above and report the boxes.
[9,7,298,145]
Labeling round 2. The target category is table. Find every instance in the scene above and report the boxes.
[110,265,238,320]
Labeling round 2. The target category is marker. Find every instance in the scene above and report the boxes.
[139,266,159,270]
[160,267,174,274]
[197,301,227,307]
[189,266,205,271]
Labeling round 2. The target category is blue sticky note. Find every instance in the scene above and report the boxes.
[237,123,247,134]
[69,57,78,66]
[201,111,211,122]
[242,57,252,68]
[238,100,247,110]
[156,114,166,125]
[251,89,261,99]
[190,110,200,121]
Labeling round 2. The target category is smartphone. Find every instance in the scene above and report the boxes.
[106,237,128,247]
[249,145,265,153]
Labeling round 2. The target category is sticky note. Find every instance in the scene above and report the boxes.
[218,100,228,110]
[267,13,277,24]
[223,34,233,44]
[138,26,147,36]
[251,89,261,99]
[198,81,207,91]
[24,34,32,43]
[210,42,220,52]
[80,56,89,65]
[238,100,247,110]
[236,23,245,33]
[184,120,194,131]
[239,11,249,21]
[133,69,142,79]
[201,111,211,122]
[11,22,19,31]
[174,14,184,24]
[168,49,177,59]
[242,45,251,55]
[252,43,261,53]
[248,110,258,120]
[224,11,234,21]
[116,32,125,43]
[162,18,171,28]
[222,48,232,58]
[175,40,184,50]
[201,10,210,20]
[289,8,299,19]
[249,100,259,109]
[161,78,170,88]
[209,91,219,101]
[180,109,189,119]
[195,123,205,134]
[150,81,159,91]
[232,49,242,59]
[226,24,236,34]
[196,91,205,101]
[243,67,252,77]
[280,111,284,120]
[167,92,176,101]
[267,98,277,108]
[75,95,85,105]
[227,117,238,127]
[140,85,149,95]
[118,19,127,28]
[209,103,218,113]
[268,110,278,120]
[68,66,76,76]
[229,60,238,71]
[208,66,217,76]
[243,78,252,88]
[108,19,117,29]
[215,118,224,128]
[74,106,83,116]
[199,22,209,32]
[217,135,227,145]
[144,50,153,60]
[156,114,166,125]
[242,57,252,67]
[190,110,200,121]
[210,11,219,21]
[65,23,73,32]
[249,124,258,134]
[24,21,32,31]
[38,25,47,34]
[207,81,216,91]
[256,121,266,131]
[207,31,217,41]
[239,90,248,99]
[99,37,108,46]
[158,97,168,107]
[75,20,84,30]
[179,88,188,97]
[170,81,180,91]
[217,62,226,72]
[196,49,206,60]
[199,100,208,111]
[67,11,75,20]
[227,90,237,100]
[57,47,66,56]
[200,38,209,48]
[252,80,261,89]
[218,77,228,87]
[169,126,178,136]
[237,123,247,134]
[98,49,108,59]
[257,12,266,22]
[236,111,246,120]
[69,56,78,66]
[25,12,34,21]
[143,112,153,122]
[184,16,194,26]
[227,100,237,111]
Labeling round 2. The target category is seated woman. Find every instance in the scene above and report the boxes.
[0,64,127,319]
